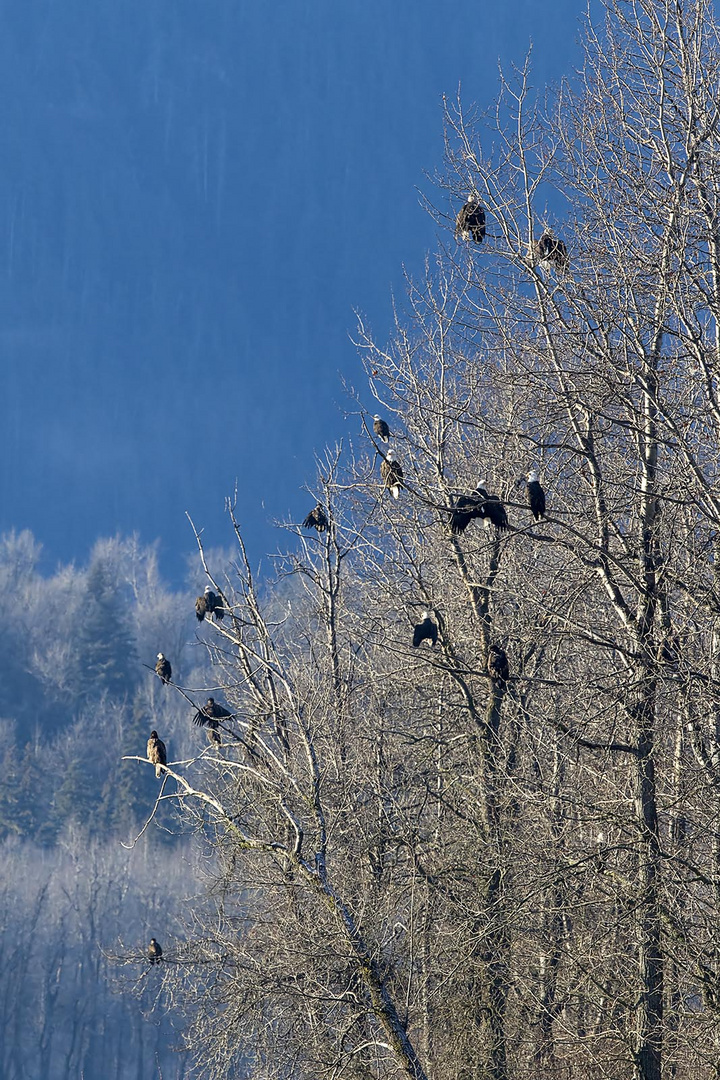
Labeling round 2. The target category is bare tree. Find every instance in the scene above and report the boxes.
[125,3,720,1079]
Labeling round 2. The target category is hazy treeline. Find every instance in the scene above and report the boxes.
[0,834,197,1079]
[0,529,232,1077]
[0,529,223,842]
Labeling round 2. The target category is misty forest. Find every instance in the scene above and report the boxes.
[8,1,720,1078]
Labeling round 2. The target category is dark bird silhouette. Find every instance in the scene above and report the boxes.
[532,230,568,270]
[478,490,509,532]
[413,611,438,647]
[380,450,403,499]
[373,415,390,442]
[155,653,172,685]
[195,585,226,622]
[195,586,214,622]
[147,731,167,778]
[303,503,329,532]
[455,198,486,243]
[449,483,489,535]
[194,697,232,726]
[527,469,546,520]
[194,698,232,747]
[213,589,228,621]
[148,938,163,965]
[487,645,510,685]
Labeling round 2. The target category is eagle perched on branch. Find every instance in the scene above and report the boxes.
[148,938,163,965]
[487,645,510,686]
[413,611,438,647]
[373,415,390,442]
[380,450,403,499]
[193,698,232,745]
[155,653,172,685]
[147,731,167,778]
[531,230,568,271]
[455,197,486,243]
[303,503,328,532]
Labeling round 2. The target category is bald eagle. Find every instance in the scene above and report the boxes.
[196,585,226,623]
[148,938,163,965]
[527,470,546,520]
[455,199,486,243]
[194,697,232,726]
[478,491,509,532]
[373,415,390,442]
[303,503,329,532]
[147,731,167,778]
[487,645,509,685]
[155,653,172,685]
[449,483,489,534]
[194,698,232,746]
[413,611,438,647]
[532,231,568,270]
[380,450,403,499]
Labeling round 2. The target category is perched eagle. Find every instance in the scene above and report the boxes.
[413,611,438,647]
[531,230,568,270]
[303,503,329,532]
[449,483,489,535]
[155,653,172,685]
[148,938,163,965]
[380,450,403,499]
[147,731,167,778]
[373,415,390,442]
[526,469,546,521]
[194,698,232,746]
[487,645,510,685]
[455,198,486,243]
[478,490,509,532]
[196,585,226,623]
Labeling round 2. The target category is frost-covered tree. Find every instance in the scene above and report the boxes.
[127,3,720,1079]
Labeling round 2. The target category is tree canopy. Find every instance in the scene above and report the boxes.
[120,1,720,1077]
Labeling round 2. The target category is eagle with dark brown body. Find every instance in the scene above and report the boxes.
[193,698,232,745]
[526,469,546,521]
[303,503,328,532]
[147,731,167,778]
[373,415,390,442]
[451,482,509,533]
[449,484,489,535]
[195,585,226,622]
[148,938,163,964]
[455,199,486,243]
[380,451,403,499]
[155,653,172,685]
[413,611,438,647]
[531,231,568,270]
[487,645,510,686]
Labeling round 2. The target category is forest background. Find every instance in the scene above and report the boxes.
[6,2,720,1080]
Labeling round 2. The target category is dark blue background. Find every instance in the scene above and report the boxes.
[0,1,583,581]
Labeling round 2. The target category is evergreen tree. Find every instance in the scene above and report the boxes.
[73,559,138,702]
[53,757,98,832]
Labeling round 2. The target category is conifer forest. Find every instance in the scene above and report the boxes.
[6,2,720,1077]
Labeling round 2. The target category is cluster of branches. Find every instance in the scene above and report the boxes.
[127,3,720,1078]
[0,834,194,1079]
